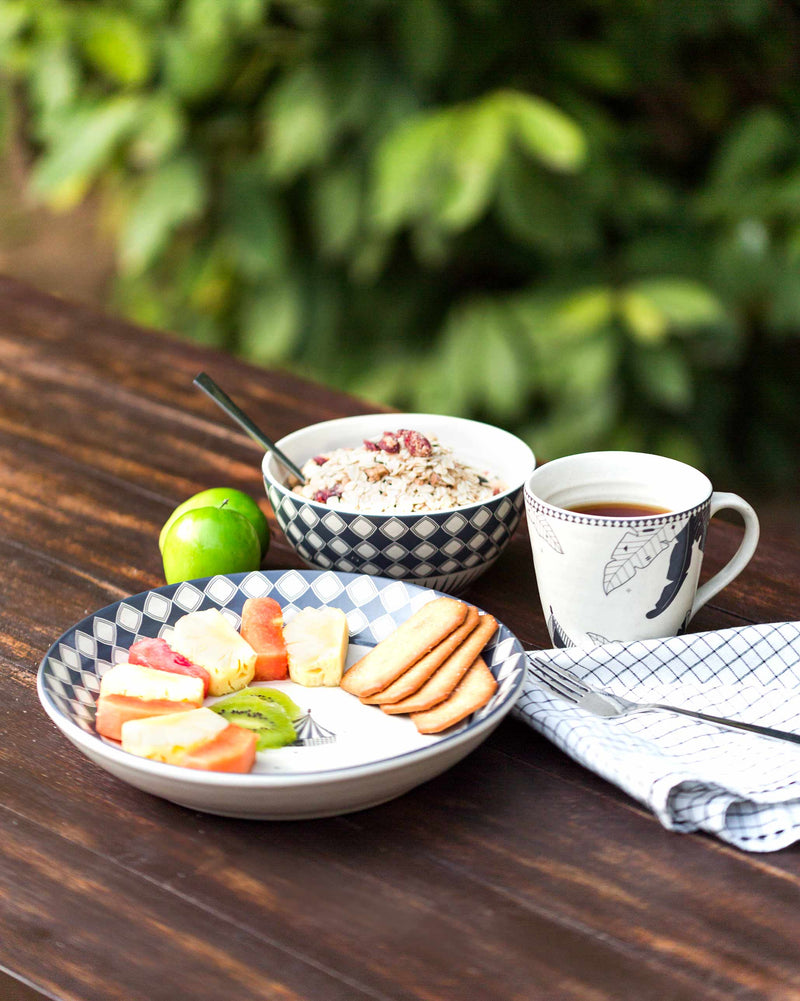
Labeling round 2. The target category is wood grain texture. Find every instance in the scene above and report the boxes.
[1,277,799,1001]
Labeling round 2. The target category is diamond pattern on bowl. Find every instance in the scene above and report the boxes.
[351,517,376,539]
[206,576,238,605]
[264,473,525,592]
[443,513,468,533]
[173,582,205,611]
[312,572,345,603]
[144,593,171,620]
[241,572,272,598]
[321,511,347,534]
[116,603,142,632]
[276,570,310,600]
[76,632,96,658]
[299,507,320,528]
[412,517,438,539]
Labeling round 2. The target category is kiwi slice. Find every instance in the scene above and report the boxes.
[212,692,297,750]
[243,686,303,721]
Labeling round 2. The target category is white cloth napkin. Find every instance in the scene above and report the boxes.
[515,622,800,852]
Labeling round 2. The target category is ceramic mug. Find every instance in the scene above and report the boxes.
[524,451,760,648]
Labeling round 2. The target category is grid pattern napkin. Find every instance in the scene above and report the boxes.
[515,622,800,852]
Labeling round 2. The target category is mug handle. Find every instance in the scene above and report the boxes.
[690,492,760,619]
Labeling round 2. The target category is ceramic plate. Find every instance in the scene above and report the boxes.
[38,570,525,819]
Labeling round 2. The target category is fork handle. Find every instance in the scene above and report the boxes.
[649,704,800,744]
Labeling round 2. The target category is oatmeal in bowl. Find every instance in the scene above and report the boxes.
[290,428,506,515]
[262,413,535,592]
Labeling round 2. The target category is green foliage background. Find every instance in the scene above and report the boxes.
[3,0,800,492]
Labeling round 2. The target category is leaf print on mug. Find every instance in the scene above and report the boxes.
[530,511,564,554]
[646,510,707,619]
[603,521,682,594]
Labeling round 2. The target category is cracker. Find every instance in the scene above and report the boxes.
[360,605,480,705]
[381,612,497,715]
[410,657,497,734]
[340,596,467,698]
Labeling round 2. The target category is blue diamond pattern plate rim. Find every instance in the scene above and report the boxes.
[37,570,527,785]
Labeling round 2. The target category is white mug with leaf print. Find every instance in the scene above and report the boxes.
[524,452,760,648]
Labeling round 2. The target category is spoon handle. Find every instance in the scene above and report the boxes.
[193,372,307,484]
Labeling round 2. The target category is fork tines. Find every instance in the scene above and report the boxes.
[528,657,591,703]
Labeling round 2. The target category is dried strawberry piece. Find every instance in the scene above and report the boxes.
[377,432,400,453]
[401,430,432,457]
[312,455,329,465]
[313,485,342,503]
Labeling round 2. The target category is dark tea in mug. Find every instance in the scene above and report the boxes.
[568,501,671,518]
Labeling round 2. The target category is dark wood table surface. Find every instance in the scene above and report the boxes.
[2,276,799,1001]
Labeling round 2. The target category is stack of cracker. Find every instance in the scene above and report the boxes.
[340,597,497,733]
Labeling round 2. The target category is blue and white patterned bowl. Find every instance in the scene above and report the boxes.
[262,413,535,593]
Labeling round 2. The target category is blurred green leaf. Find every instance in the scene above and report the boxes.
[28,44,78,133]
[263,65,332,181]
[630,279,724,330]
[436,100,507,231]
[503,90,587,173]
[223,164,291,279]
[31,96,143,208]
[394,0,452,84]
[119,155,206,275]
[0,1,29,52]
[495,152,598,254]
[239,281,303,363]
[81,10,153,86]
[631,344,694,410]
[525,391,618,462]
[370,112,450,232]
[128,95,186,168]
[162,28,231,102]
[707,107,789,192]
[619,290,668,344]
[310,163,362,260]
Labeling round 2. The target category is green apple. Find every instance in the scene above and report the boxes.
[159,488,270,557]
[162,506,262,584]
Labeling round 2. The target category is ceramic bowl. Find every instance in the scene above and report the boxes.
[262,413,535,593]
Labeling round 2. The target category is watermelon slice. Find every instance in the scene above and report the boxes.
[240,597,289,681]
[129,637,211,696]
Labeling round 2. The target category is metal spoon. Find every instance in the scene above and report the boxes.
[193,372,306,484]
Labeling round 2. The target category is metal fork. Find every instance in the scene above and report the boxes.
[528,657,800,744]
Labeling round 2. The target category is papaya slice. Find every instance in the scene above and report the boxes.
[177,723,257,773]
[96,693,197,741]
[240,597,289,681]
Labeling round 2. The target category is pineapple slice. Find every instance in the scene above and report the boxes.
[284,606,349,687]
[99,662,205,705]
[121,707,228,763]
[171,608,256,696]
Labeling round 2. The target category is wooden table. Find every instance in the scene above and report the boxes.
[2,276,799,1001]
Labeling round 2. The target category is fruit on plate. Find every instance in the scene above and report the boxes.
[170,608,256,696]
[128,637,211,696]
[240,597,289,680]
[159,487,270,558]
[95,662,205,740]
[120,707,257,772]
[284,606,349,687]
[161,504,262,585]
[211,688,300,750]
